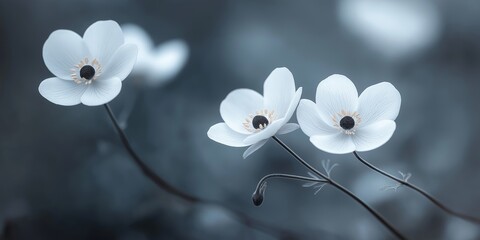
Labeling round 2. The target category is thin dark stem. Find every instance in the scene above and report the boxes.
[353,151,480,224]
[104,104,198,202]
[272,136,406,240]
[104,104,297,239]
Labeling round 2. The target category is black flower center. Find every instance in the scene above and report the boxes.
[340,116,355,130]
[252,115,269,129]
[80,65,96,80]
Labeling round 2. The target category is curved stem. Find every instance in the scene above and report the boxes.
[257,173,327,187]
[105,104,199,202]
[272,136,406,240]
[271,137,327,179]
[353,151,480,224]
[254,173,327,193]
[104,104,297,239]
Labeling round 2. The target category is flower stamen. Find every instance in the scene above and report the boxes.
[71,57,102,85]
[243,109,276,132]
[332,110,361,135]
[340,116,355,130]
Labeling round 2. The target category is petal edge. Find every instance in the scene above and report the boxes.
[38,77,87,106]
[353,120,396,152]
[207,123,250,147]
[357,82,401,126]
[310,133,356,154]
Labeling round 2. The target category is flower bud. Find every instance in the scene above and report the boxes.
[252,191,264,206]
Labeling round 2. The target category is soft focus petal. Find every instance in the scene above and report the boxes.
[38,77,87,106]
[338,0,440,60]
[243,139,268,159]
[101,44,138,81]
[83,20,124,64]
[122,23,154,74]
[80,77,122,106]
[297,99,337,136]
[122,23,154,54]
[310,133,356,154]
[277,123,299,135]
[220,89,264,134]
[146,40,189,85]
[263,67,296,117]
[315,74,359,123]
[207,123,250,147]
[357,82,401,126]
[243,119,284,145]
[42,30,89,80]
[352,120,396,152]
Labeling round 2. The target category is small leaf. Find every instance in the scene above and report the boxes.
[307,172,320,180]
[321,159,339,177]
[381,171,413,191]
[313,183,327,195]
[302,182,318,188]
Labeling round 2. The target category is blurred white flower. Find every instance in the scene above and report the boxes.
[297,74,401,154]
[338,0,440,60]
[208,68,302,158]
[39,20,138,106]
[122,23,189,86]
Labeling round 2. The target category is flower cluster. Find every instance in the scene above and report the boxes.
[208,68,401,157]
[37,20,480,238]
[40,20,480,238]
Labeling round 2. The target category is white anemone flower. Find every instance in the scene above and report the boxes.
[122,23,189,86]
[39,20,138,106]
[297,75,401,154]
[207,68,302,159]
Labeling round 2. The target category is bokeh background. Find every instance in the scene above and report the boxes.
[1,0,480,239]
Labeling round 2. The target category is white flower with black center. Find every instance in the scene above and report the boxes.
[39,20,138,106]
[297,74,401,154]
[208,68,302,158]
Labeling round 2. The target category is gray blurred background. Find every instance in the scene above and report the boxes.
[1,0,480,239]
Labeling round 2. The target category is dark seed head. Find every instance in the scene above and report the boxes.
[340,116,355,130]
[80,65,96,80]
[252,115,269,129]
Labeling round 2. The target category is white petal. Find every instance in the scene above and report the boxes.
[145,40,189,85]
[101,44,138,81]
[38,77,87,106]
[243,119,284,145]
[280,88,302,125]
[42,30,89,80]
[277,123,299,135]
[310,133,356,154]
[207,123,250,147]
[83,20,124,65]
[297,99,337,136]
[243,139,268,159]
[357,82,401,126]
[80,77,122,106]
[315,74,359,123]
[263,67,296,117]
[352,120,396,152]
[220,89,264,134]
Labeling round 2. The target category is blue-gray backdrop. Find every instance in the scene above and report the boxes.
[1,0,480,239]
